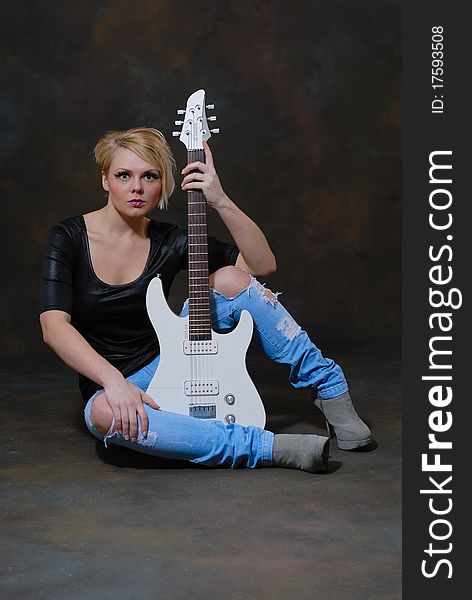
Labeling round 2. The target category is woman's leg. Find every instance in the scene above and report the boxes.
[208,266,347,399]
[208,266,372,449]
[85,357,273,468]
[84,355,329,471]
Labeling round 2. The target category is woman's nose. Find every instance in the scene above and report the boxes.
[131,177,143,193]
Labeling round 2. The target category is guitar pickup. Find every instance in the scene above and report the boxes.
[184,380,219,396]
[183,340,218,355]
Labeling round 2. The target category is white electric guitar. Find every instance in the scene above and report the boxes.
[145,89,266,428]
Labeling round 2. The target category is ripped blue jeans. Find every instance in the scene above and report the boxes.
[84,276,348,468]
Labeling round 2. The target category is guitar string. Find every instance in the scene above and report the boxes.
[189,184,209,411]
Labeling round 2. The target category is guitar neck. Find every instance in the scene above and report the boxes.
[187,149,211,340]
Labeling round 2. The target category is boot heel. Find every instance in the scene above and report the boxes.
[324,419,335,439]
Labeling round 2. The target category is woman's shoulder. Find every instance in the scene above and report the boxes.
[45,216,86,251]
[48,215,85,235]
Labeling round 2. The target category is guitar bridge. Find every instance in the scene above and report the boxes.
[189,404,217,419]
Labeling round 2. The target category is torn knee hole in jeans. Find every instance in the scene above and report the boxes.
[248,278,301,340]
[248,277,281,308]
[103,418,158,448]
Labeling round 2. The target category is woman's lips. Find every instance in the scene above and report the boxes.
[128,200,145,207]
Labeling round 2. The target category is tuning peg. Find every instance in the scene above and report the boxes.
[206,104,215,110]
[210,128,220,134]
[208,116,217,121]
[175,120,184,125]
[177,109,185,115]
[172,131,181,137]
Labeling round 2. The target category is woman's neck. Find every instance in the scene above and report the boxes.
[88,204,150,238]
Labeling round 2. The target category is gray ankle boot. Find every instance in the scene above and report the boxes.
[314,391,372,450]
[272,434,330,473]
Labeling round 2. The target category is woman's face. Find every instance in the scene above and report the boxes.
[102,147,162,217]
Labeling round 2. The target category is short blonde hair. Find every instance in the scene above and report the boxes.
[93,127,176,209]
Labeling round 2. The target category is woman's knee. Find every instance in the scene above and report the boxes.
[210,265,252,298]
[90,392,113,435]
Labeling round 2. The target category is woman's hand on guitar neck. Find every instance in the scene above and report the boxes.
[103,378,160,442]
[181,141,229,210]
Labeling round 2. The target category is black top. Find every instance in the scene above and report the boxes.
[39,215,239,400]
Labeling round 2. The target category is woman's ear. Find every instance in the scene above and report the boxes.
[101,171,109,192]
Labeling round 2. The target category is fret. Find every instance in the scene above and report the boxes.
[188,233,208,237]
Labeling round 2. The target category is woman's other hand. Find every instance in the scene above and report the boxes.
[181,141,229,210]
[103,378,160,442]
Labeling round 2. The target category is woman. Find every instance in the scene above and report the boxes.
[39,127,372,473]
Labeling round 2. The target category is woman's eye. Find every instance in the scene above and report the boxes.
[144,173,159,181]
[115,171,130,180]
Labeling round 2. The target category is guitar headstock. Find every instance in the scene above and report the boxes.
[172,89,219,150]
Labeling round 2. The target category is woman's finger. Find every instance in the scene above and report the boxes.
[203,141,214,168]
[128,406,138,442]
[136,402,150,438]
[121,409,130,440]
[142,393,160,410]
[182,181,207,192]
[182,161,207,175]
[181,172,205,187]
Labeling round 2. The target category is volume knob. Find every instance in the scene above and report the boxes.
[225,414,236,424]
[225,394,235,405]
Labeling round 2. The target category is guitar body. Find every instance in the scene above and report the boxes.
[146,277,266,428]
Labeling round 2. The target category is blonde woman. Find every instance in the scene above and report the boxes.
[39,127,372,473]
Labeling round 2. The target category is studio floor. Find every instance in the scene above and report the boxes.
[1,343,401,600]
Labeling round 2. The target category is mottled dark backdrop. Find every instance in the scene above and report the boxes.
[1,0,400,358]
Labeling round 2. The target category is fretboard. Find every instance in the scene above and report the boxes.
[187,149,211,340]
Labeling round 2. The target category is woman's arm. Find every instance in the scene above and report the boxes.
[40,310,159,440]
[181,141,277,276]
